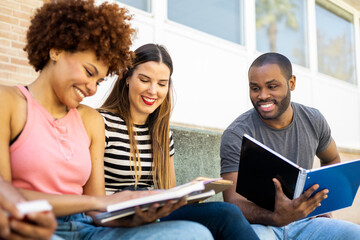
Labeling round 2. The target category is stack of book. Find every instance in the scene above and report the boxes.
[96,177,233,223]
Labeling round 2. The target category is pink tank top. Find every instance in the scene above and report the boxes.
[10,86,91,195]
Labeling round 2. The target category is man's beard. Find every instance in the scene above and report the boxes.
[252,88,291,121]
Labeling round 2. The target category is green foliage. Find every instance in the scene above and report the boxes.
[256,0,298,29]
[256,0,299,51]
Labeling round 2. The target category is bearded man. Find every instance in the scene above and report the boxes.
[220,52,360,240]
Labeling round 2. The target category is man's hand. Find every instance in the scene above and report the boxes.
[271,178,328,227]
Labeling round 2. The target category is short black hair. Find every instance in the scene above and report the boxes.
[249,52,292,80]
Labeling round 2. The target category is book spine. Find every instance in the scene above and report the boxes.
[293,169,307,199]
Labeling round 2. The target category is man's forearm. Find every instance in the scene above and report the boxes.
[227,195,278,225]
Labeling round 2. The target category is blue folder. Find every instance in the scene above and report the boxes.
[305,160,360,217]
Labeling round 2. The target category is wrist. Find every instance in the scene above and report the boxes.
[88,195,104,212]
[271,212,289,227]
[271,213,280,226]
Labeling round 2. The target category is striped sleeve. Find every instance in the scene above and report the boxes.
[170,130,175,156]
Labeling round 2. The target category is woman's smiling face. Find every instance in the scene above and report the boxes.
[126,61,170,124]
[51,50,108,109]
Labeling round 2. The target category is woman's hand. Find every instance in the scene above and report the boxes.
[93,190,187,227]
[0,193,23,239]
[6,211,57,240]
[108,198,187,227]
[131,197,187,226]
[0,192,57,240]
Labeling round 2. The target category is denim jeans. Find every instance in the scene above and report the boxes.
[56,213,213,240]
[252,217,360,240]
[161,202,259,240]
[51,235,64,240]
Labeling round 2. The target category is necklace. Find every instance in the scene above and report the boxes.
[26,86,73,160]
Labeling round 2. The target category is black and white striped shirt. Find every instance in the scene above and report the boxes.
[99,110,175,195]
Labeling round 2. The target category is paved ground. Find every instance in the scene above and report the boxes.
[314,151,360,224]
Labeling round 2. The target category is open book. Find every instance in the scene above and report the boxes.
[96,177,233,223]
[236,134,360,218]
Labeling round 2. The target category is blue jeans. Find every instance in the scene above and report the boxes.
[56,213,213,240]
[161,202,259,240]
[252,217,360,240]
[51,235,64,240]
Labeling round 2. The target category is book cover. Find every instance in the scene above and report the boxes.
[304,160,360,217]
[186,190,216,204]
[236,134,360,217]
[236,134,301,211]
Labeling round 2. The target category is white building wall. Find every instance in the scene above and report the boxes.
[87,0,360,151]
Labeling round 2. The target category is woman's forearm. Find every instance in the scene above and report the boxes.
[18,188,101,217]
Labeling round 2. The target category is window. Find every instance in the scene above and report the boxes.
[256,0,308,67]
[316,0,356,84]
[168,0,243,44]
[117,0,151,12]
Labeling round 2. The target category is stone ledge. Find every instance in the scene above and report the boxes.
[171,125,223,202]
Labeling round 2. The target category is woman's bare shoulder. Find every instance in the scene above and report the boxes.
[0,85,26,108]
[77,104,104,129]
[0,85,23,99]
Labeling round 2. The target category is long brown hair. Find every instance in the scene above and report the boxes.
[100,43,174,189]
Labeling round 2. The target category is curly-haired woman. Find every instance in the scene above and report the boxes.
[0,1,212,239]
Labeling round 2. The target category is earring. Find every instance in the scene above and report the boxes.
[126,82,129,87]
[51,55,56,65]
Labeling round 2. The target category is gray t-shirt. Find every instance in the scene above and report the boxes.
[220,102,332,175]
